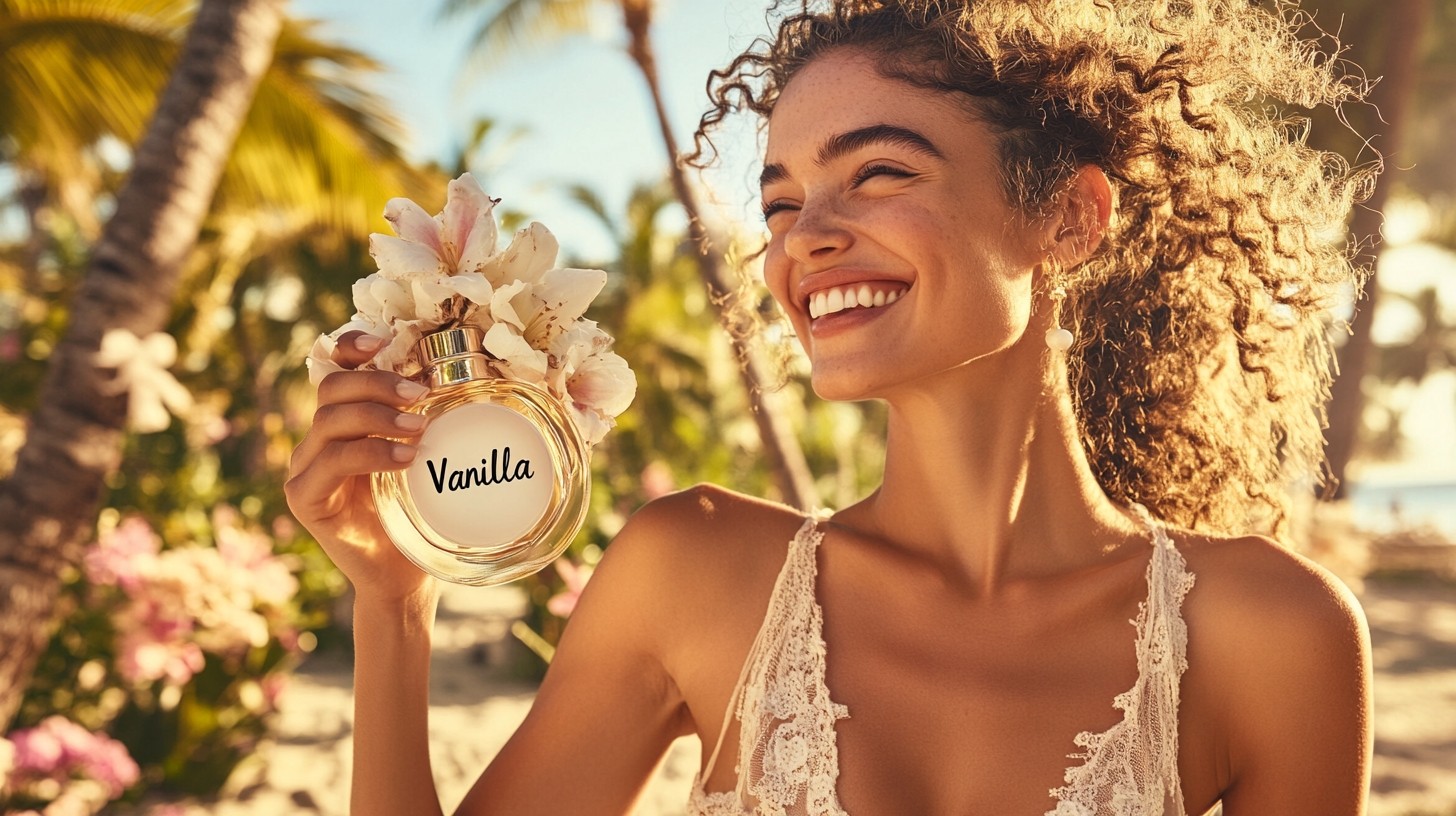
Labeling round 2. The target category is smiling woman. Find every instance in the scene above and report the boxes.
[285,1,1376,815]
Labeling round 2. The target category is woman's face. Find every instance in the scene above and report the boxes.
[761,50,1048,401]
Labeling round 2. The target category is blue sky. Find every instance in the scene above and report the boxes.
[293,0,772,260]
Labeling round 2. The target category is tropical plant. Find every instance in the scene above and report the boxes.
[0,0,441,734]
[442,0,820,508]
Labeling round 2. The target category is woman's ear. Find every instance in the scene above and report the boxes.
[1048,165,1113,267]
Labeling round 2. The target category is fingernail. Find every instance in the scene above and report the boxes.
[356,335,385,352]
[396,381,428,402]
[391,443,417,463]
[395,413,426,431]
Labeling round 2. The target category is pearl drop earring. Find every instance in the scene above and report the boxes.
[1045,285,1074,352]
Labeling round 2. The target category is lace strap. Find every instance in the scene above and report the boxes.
[1046,503,1196,815]
[699,514,821,784]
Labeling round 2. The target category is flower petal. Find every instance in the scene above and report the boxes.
[369,233,446,280]
[481,222,558,287]
[567,401,614,446]
[482,322,547,382]
[383,197,444,258]
[353,275,416,326]
[526,267,608,347]
[440,173,495,268]
[371,319,431,377]
[445,272,495,306]
[568,351,636,417]
[489,280,529,330]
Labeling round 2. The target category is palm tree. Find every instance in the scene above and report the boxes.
[443,0,820,508]
[1,0,437,259]
[1304,0,1437,498]
[0,0,287,731]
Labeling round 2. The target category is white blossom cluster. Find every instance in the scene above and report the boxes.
[307,173,636,445]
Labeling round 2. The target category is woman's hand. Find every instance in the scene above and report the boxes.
[286,331,436,603]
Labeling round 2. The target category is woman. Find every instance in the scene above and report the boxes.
[285,1,1374,813]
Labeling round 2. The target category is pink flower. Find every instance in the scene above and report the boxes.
[6,718,139,800]
[117,630,205,686]
[83,517,160,592]
[546,559,594,618]
[77,736,141,798]
[11,725,63,775]
[214,514,298,607]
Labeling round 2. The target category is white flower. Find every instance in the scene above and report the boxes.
[307,172,635,446]
[479,222,558,287]
[369,233,447,281]
[482,322,548,384]
[570,351,636,417]
[94,330,194,433]
[525,267,608,347]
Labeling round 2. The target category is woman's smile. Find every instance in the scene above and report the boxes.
[760,51,1040,399]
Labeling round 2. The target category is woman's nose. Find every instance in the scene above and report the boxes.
[783,199,854,263]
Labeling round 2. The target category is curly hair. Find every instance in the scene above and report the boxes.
[689,0,1373,539]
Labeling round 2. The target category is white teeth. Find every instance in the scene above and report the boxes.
[807,284,908,318]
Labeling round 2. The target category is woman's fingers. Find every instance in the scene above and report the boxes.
[292,398,423,463]
[285,436,416,521]
[317,368,428,411]
[330,330,389,369]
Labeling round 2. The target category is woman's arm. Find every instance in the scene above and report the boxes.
[455,498,695,814]
[1206,540,1374,815]
[288,333,691,814]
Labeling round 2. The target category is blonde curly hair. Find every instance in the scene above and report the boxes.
[689,0,1373,538]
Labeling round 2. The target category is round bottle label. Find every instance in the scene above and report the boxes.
[406,402,555,549]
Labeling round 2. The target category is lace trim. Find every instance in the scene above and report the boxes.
[688,506,1194,816]
[1045,503,1195,816]
[690,514,848,816]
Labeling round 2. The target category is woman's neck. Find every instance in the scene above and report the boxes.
[851,338,1143,598]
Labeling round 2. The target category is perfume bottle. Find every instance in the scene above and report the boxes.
[372,326,591,586]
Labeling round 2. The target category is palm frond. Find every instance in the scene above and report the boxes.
[443,0,597,76]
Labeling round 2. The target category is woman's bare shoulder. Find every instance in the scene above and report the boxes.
[1173,527,1372,800]
[1174,529,1368,651]
[611,483,808,577]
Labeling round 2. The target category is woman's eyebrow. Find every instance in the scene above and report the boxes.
[760,123,945,188]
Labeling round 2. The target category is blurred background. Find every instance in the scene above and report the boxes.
[0,0,1452,814]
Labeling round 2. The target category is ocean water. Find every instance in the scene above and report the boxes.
[1347,481,1456,538]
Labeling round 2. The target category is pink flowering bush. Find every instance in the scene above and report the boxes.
[9,506,323,806]
[1,717,140,813]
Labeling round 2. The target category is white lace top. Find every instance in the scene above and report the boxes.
[687,505,1196,816]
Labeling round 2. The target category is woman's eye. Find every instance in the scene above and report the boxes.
[761,201,797,222]
[851,164,915,186]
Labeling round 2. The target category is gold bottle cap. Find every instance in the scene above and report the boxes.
[418,326,485,364]
[418,327,490,388]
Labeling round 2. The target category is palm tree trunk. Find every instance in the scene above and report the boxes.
[0,0,286,731]
[620,2,820,509]
[1323,0,1432,500]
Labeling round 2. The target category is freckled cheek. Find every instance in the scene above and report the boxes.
[762,244,799,321]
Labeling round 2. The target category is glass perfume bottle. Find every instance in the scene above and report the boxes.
[372,326,591,586]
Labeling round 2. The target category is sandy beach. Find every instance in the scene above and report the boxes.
[140,574,1456,816]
